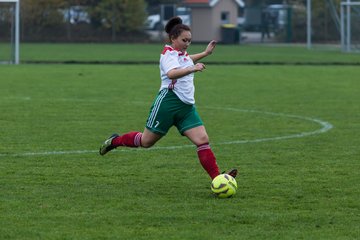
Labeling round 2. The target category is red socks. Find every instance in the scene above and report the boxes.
[112,135,219,179]
[197,143,220,179]
[112,132,142,148]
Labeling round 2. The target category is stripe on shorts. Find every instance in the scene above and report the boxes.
[147,88,168,128]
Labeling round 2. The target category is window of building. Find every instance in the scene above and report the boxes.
[221,11,230,24]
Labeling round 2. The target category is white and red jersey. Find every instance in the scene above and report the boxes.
[159,45,195,105]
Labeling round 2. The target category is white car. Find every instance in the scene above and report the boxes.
[60,6,90,24]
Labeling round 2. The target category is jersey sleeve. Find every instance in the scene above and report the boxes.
[160,50,181,75]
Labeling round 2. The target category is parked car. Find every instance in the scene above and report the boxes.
[145,7,191,30]
[60,6,90,24]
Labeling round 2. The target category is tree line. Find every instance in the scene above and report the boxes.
[17,0,149,42]
[0,0,341,42]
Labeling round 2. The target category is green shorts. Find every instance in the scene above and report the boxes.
[146,89,203,136]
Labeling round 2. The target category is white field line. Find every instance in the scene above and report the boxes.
[0,107,333,158]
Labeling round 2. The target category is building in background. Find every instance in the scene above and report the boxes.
[184,0,244,42]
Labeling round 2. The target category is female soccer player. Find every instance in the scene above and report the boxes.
[99,17,237,180]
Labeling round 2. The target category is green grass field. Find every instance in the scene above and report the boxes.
[14,43,360,64]
[1,44,360,239]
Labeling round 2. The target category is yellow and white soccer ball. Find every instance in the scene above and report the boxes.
[211,174,237,198]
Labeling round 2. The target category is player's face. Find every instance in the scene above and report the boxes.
[172,31,192,52]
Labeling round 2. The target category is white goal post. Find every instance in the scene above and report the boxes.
[0,0,20,64]
[341,0,360,52]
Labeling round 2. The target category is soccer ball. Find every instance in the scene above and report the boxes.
[211,174,237,198]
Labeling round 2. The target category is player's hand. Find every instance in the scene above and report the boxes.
[205,40,217,55]
[194,63,206,72]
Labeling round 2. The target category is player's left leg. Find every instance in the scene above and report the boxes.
[184,126,220,179]
[180,108,237,179]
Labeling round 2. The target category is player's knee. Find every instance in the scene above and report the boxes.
[141,141,154,148]
[197,134,209,145]
[141,129,162,148]
[140,138,156,148]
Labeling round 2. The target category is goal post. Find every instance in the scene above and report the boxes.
[0,0,20,64]
[341,0,360,52]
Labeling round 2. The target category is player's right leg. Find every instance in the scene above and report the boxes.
[140,128,162,148]
[99,129,162,155]
[100,89,172,156]
[99,133,119,155]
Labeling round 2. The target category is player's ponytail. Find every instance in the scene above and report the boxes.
[165,16,182,34]
[165,16,190,42]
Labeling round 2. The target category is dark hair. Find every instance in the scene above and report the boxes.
[165,16,191,42]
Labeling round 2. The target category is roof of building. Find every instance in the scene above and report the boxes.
[184,0,245,8]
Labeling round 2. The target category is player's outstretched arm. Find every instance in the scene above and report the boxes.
[190,40,217,62]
